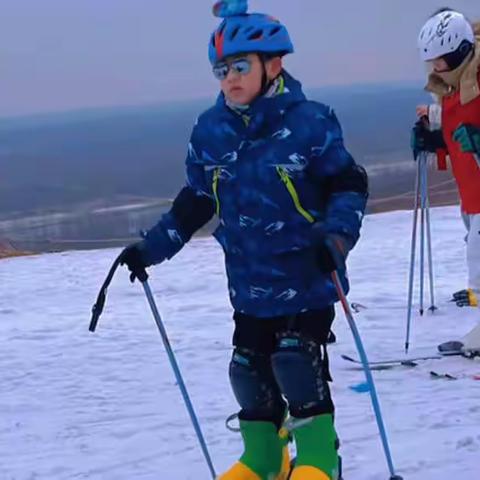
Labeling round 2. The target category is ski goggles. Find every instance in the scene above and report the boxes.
[212,57,252,80]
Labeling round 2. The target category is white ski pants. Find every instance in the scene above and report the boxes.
[464,213,480,293]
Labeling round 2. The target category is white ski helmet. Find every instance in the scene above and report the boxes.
[418,10,474,62]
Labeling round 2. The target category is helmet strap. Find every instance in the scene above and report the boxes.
[259,53,282,96]
[260,55,270,95]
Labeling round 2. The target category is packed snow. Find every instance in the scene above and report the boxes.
[1,205,479,480]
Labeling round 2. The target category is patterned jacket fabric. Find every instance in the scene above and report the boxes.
[141,71,368,317]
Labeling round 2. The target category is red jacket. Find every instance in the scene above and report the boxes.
[441,71,480,214]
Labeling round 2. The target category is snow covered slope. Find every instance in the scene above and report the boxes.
[1,206,479,480]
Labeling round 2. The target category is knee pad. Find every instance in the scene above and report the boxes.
[229,348,286,425]
[271,333,334,418]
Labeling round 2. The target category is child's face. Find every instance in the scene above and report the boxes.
[217,53,281,105]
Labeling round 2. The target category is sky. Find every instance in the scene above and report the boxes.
[1,0,478,117]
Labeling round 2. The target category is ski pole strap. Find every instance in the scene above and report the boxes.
[225,413,241,433]
[89,252,124,332]
[436,149,447,170]
[279,416,314,441]
[225,412,313,440]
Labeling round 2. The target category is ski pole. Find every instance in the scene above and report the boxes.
[332,271,403,480]
[141,279,217,479]
[419,155,426,316]
[89,254,216,479]
[405,157,421,354]
[423,156,437,313]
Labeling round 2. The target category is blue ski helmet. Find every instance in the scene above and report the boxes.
[209,1,294,65]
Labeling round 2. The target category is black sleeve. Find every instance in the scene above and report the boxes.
[323,163,369,199]
[170,186,216,241]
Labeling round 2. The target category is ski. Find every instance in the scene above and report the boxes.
[341,353,442,369]
[341,347,479,371]
[430,371,480,381]
[429,371,458,380]
[341,350,468,370]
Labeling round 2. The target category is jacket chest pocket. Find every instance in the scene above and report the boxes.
[206,165,235,217]
[275,166,315,224]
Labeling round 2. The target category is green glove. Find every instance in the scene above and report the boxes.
[453,124,480,154]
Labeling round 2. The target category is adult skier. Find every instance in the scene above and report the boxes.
[120,1,368,478]
[414,8,480,357]
[413,8,480,309]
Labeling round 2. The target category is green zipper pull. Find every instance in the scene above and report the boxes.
[276,166,315,223]
[212,168,221,216]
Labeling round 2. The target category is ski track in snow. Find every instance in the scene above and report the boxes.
[1,206,479,479]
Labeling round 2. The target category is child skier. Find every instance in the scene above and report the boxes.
[120,1,368,478]
[413,8,480,309]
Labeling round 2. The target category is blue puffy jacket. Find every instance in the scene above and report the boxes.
[141,71,368,317]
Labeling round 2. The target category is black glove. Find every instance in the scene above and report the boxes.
[315,232,352,274]
[120,243,149,283]
[411,120,446,156]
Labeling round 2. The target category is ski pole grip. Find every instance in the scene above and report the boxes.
[137,268,149,283]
